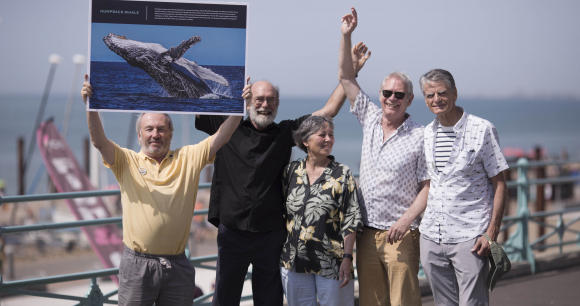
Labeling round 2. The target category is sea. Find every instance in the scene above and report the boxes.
[90,62,245,113]
[1,88,580,197]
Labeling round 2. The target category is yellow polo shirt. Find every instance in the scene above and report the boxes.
[104,136,214,255]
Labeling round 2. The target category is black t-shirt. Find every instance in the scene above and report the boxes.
[195,114,311,232]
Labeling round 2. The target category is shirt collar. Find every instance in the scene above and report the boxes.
[401,113,412,131]
[138,149,174,163]
[242,115,281,132]
[431,107,469,133]
[379,113,412,131]
[300,155,338,179]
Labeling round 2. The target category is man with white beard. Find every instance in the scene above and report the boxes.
[80,75,242,306]
[195,43,371,306]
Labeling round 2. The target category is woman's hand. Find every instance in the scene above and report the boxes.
[338,257,352,288]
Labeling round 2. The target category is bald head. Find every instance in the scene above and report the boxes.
[251,81,280,100]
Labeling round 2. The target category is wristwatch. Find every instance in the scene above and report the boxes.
[343,253,353,261]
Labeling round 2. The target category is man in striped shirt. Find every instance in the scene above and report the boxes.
[419,69,508,306]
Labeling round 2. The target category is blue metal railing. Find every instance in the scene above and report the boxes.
[1,158,580,305]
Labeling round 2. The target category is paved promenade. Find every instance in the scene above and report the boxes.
[421,265,580,306]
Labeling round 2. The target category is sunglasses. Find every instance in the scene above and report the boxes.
[382,90,406,100]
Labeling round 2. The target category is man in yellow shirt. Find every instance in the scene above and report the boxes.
[81,75,242,306]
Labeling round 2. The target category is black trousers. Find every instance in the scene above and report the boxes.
[212,223,286,306]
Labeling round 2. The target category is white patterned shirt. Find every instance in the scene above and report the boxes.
[420,108,509,243]
[350,89,429,230]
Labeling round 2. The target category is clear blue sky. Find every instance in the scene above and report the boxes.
[1,0,580,99]
[91,23,246,65]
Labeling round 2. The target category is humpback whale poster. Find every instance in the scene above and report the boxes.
[88,0,247,115]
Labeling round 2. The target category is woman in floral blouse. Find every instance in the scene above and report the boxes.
[280,116,363,306]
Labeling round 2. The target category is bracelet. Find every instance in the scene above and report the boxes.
[343,253,353,261]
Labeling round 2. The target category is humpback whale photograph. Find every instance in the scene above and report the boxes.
[103,33,229,99]
[88,23,246,115]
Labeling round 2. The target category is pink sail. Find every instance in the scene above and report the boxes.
[37,120,123,284]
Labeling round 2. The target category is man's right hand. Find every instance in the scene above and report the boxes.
[341,7,358,36]
[81,74,92,105]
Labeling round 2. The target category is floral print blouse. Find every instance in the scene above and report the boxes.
[280,156,363,280]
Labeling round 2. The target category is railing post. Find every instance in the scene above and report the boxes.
[504,158,536,273]
[557,214,565,254]
[85,277,104,306]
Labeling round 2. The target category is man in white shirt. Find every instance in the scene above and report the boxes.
[338,8,429,306]
[419,68,509,306]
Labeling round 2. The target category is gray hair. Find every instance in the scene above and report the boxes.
[135,113,174,135]
[293,116,335,154]
[379,71,413,95]
[419,69,456,94]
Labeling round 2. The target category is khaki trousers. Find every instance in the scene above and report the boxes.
[356,227,422,306]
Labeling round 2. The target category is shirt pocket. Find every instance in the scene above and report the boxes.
[457,150,477,169]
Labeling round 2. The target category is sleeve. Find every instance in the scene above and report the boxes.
[289,114,312,132]
[102,141,127,183]
[339,166,363,239]
[349,89,379,127]
[195,115,226,135]
[482,125,509,178]
[282,162,293,199]
[187,136,215,172]
[416,133,430,183]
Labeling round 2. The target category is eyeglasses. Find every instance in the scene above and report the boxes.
[382,90,406,100]
[253,97,277,106]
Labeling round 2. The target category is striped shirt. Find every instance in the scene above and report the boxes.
[435,125,455,173]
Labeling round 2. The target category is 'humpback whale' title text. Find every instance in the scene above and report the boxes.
[100,10,139,15]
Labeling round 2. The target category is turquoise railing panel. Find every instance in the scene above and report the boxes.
[2,158,580,305]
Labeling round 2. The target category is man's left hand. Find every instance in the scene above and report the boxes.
[471,235,492,257]
[352,42,371,73]
[386,218,411,245]
[241,76,251,100]
[338,258,352,288]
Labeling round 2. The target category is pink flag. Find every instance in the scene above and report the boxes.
[37,120,123,284]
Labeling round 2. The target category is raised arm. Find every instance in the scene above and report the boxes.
[338,7,362,106]
[81,74,115,166]
[209,115,242,159]
[314,42,371,118]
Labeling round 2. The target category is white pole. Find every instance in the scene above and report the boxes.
[61,54,86,138]
[90,112,102,188]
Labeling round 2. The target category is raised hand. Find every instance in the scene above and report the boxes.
[341,7,358,36]
[352,42,371,73]
[241,76,252,100]
[81,74,92,105]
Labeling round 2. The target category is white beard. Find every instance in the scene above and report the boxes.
[249,103,277,129]
[139,136,170,155]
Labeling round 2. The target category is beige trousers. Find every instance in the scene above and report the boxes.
[356,227,422,306]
